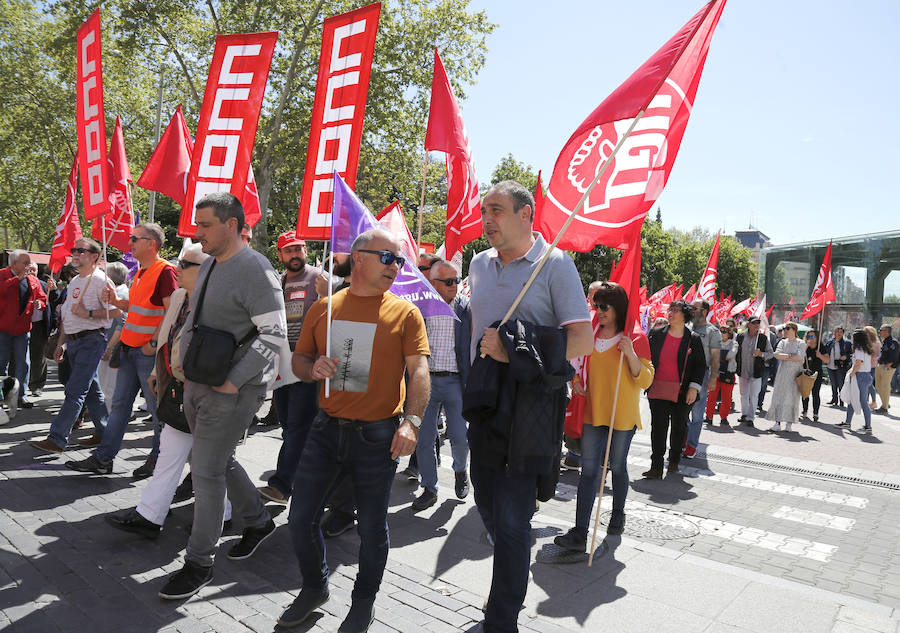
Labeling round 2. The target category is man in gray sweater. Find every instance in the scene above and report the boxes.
[159,192,287,600]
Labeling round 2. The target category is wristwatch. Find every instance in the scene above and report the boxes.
[403,414,422,430]
[148,340,158,348]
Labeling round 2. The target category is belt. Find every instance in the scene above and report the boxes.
[429,371,458,377]
[68,329,104,340]
[330,415,400,426]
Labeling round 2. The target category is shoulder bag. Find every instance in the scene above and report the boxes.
[182,260,257,386]
[795,345,818,398]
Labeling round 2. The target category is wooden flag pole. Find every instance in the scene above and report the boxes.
[416,153,429,251]
[587,351,624,566]
[480,109,646,358]
[324,240,333,398]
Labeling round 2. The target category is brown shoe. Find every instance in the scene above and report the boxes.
[76,433,103,448]
[258,485,288,505]
[667,462,680,473]
[641,468,663,479]
[30,438,63,454]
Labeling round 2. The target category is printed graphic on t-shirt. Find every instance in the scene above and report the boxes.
[330,320,377,393]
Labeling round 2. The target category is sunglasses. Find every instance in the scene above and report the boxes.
[594,302,611,312]
[70,247,96,255]
[178,259,200,269]
[129,235,154,243]
[433,277,461,287]
[418,265,433,272]
[356,249,405,268]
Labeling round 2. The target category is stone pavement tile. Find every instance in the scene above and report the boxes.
[199,612,255,633]
[237,612,277,633]
[701,623,757,633]
[715,580,839,633]
[832,622,890,633]
[834,606,900,633]
[422,602,476,629]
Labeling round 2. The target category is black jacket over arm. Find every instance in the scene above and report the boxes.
[463,319,573,501]
[648,325,706,403]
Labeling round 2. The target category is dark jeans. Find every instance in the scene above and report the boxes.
[470,459,537,633]
[648,399,690,471]
[757,364,771,408]
[828,367,847,402]
[288,412,398,602]
[268,380,318,498]
[28,321,48,391]
[802,373,823,416]
[575,424,635,532]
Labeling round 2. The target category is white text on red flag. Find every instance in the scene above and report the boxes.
[75,9,110,220]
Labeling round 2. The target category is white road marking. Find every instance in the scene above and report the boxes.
[771,506,856,531]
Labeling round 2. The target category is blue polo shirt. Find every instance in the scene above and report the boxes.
[468,233,590,361]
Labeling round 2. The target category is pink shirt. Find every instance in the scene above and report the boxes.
[656,334,681,382]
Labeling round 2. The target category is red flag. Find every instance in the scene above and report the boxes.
[375,200,402,221]
[92,116,133,251]
[674,284,684,301]
[533,170,544,222]
[683,283,697,303]
[137,104,193,205]
[181,31,278,236]
[425,48,481,260]
[696,231,720,302]
[244,165,261,227]
[50,153,83,273]
[537,0,726,251]
[75,9,110,220]
[800,241,836,320]
[296,3,382,240]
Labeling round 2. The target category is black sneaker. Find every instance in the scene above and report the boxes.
[411,489,437,512]
[227,519,276,560]
[338,597,376,633]
[173,473,194,502]
[321,511,355,538]
[720,419,730,426]
[553,527,587,552]
[106,508,161,539]
[607,510,626,535]
[278,587,330,627]
[132,458,156,480]
[158,561,213,600]
[454,471,470,499]
[401,466,419,482]
[65,454,113,474]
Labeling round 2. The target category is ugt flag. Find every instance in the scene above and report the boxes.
[800,241,836,320]
[330,173,454,319]
[696,232,720,302]
[538,0,726,251]
[49,152,83,273]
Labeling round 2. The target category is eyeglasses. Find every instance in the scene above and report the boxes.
[356,249,405,268]
[418,265,433,272]
[178,259,200,269]
[433,277,461,287]
[129,235,153,243]
[70,247,95,255]
[594,302,611,312]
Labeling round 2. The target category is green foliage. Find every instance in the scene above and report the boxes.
[0,0,495,254]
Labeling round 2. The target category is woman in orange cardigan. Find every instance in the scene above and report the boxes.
[554,282,653,552]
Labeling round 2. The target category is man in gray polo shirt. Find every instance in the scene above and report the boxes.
[685,299,721,458]
[469,180,593,633]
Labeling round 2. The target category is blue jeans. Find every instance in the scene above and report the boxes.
[867,368,877,402]
[288,412,399,601]
[93,345,159,462]
[0,330,30,400]
[470,459,537,633]
[48,332,108,448]
[267,380,318,498]
[846,371,873,429]
[576,424,635,532]
[828,367,848,402]
[687,369,710,449]
[417,373,469,493]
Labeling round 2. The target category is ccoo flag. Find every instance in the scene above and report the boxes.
[538,0,726,251]
[330,173,454,319]
[800,241,836,320]
[49,152,83,273]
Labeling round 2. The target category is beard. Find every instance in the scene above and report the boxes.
[332,259,352,277]
[285,257,306,272]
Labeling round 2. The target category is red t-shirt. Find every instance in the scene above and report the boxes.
[148,266,178,306]
[656,334,682,382]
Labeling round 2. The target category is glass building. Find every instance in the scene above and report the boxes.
[760,230,900,333]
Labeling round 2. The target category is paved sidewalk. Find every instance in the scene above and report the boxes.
[1,378,899,633]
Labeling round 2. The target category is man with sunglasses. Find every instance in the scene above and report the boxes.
[281,228,430,632]
[29,239,119,454]
[257,231,322,506]
[410,259,472,511]
[66,223,177,478]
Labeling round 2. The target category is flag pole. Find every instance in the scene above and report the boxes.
[588,352,624,566]
[324,240,333,398]
[481,109,646,358]
[416,153,429,250]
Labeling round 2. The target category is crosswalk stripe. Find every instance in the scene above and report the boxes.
[771,506,855,531]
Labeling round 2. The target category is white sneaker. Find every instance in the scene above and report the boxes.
[767,422,782,433]
[3,377,19,419]
[0,408,8,426]
[785,421,793,433]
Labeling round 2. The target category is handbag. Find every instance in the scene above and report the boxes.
[182,260,257,386]
[795,349,818,399]
[156,378,189,432]
[44,328,60,360]
[648,380,681,402]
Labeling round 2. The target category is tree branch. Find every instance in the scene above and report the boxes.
[207,0,221,33]
[149,14,201,107]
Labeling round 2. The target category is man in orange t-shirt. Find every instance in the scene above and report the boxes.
[281,229,430,632]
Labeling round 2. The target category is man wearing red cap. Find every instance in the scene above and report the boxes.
[258,231,322,505]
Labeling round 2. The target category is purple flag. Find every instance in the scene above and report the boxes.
[331,172,455,319]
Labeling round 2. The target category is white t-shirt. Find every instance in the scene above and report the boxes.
[61,269,113,334]
[853,349,872,372]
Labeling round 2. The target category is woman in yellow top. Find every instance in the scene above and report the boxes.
[554,282,654,552]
